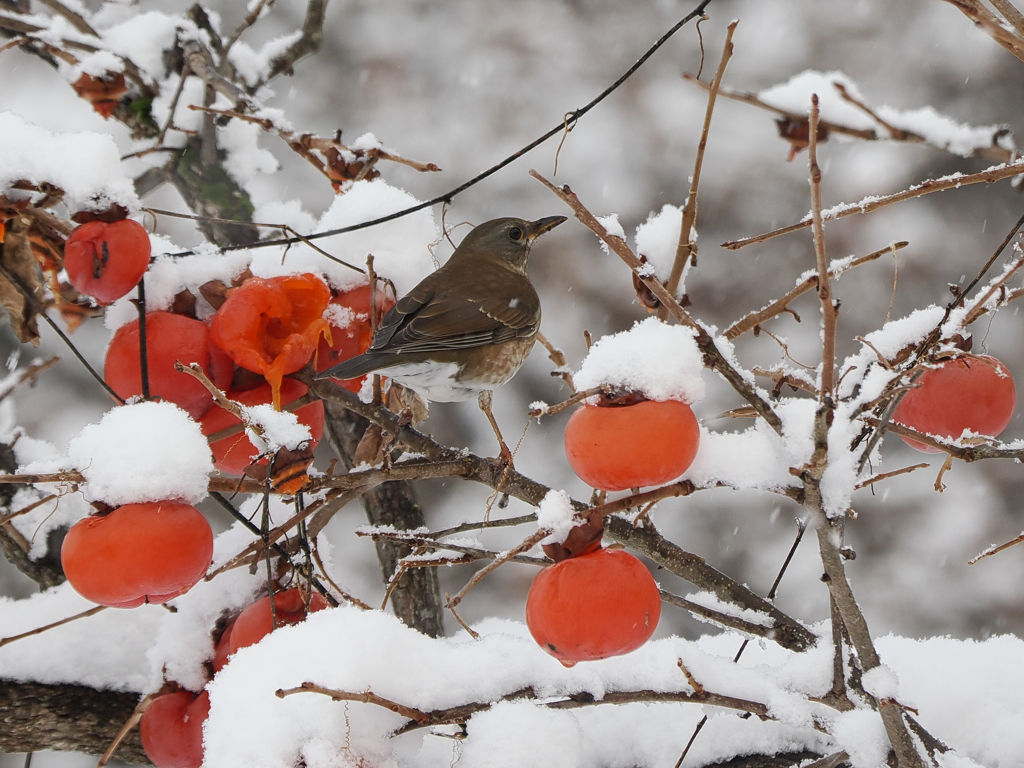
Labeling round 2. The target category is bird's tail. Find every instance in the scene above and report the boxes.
[315,352,389,381]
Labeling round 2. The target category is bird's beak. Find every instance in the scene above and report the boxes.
[527,216,567,240]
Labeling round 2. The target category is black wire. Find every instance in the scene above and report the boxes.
[168,0,717,257]
[209,491,340,607]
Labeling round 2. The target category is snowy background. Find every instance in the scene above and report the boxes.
[3,0,1024,765]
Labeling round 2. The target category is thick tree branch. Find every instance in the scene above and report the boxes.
[0,679,148,764]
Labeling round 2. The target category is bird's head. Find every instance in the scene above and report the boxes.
[453,216,566,273]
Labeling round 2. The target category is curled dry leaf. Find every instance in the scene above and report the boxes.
[0,214,48,345]
[71,72,128,119]
[776,116,830,162]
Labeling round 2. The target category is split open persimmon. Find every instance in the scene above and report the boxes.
[564,398,700,491]
[316,282,395,393]
[61,502,213,608]
[140,690,210,768]
[104,312,234,419]
[64,218,150,305]
[209,274,331,408]
[199,379,324,475]
[526,547,661,666]
[892,355,1016,453]
[226,587,329,656]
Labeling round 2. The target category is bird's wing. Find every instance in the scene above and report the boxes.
[369,282,539,355]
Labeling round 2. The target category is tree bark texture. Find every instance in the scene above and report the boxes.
[322,399,445,638]
[0,679,148,764]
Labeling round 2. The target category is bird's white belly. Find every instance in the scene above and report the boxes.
[384,361,484,402]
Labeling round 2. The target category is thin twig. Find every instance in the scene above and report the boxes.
[684,72,1013,163]
[223,0,272,53]
[724,242,907,340]
[722,159,1024,250]
[809,94,838,401]
[0,493,58,525]
[940,0,1024,64]
[275,682,431,722]
[535,330,575,392]
[0,605,106,648]
[35,0,98,36]
[446,528,550,609]
[659,20,736,321]
[311,541,372,609]
[969,531,1024,564]
[278,682,772,733]
[529,386,605,418]
[0,356,61,405]
[854,463,929,490]
[95,693,156,768]
[683,73,878,141]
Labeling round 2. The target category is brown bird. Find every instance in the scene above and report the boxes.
[316,215,565,448]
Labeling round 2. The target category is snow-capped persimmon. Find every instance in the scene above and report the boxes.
[316,282,396,393]
[210,274,331,408]
[64,219,150,305]
[199,379,324,475]
[526,547,661,667]
[564,397,700,491]
[61,502,213,608]
[892,355,1016,453]
[227,587,329,656]
[104,312,234,419]
[140,690,210,768]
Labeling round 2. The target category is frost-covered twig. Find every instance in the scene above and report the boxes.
[969,531,1024,564]
[865,417,1024,461]
[722,159,1024,250]
[660,590,781,639]
[725,242,906,340]
[659,20,736,321]
[356,529,549,567]
[605,516,816,652]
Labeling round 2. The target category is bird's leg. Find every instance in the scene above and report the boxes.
[478,390,513,465]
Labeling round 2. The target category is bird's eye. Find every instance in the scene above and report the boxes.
[508,226,524,241]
